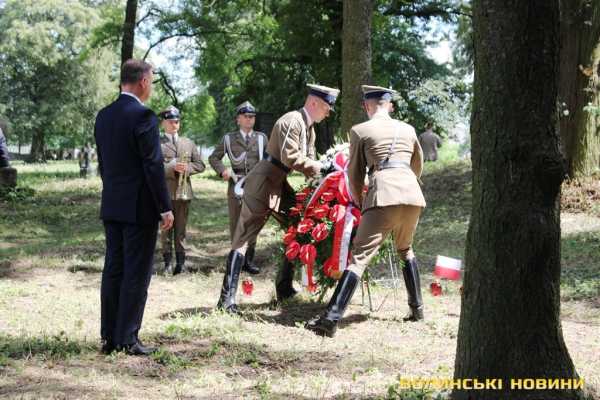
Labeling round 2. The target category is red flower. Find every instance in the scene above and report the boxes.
[285,240,301,260]
[321,191,336,202]
[242,277,254,296]
[295,192,308,202]
[311,222,329,242]
[302,187,313,195]
[299,243,317,266]
[283,230,296,245]
[297,218,315,233]
[304,206,314,218]
[286,225,296,234]
[328,204,346,222]
[312,204,330,220]
[430,282,442,296]
[289,207,301,216]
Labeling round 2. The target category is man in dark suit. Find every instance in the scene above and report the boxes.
[95,59,174,356]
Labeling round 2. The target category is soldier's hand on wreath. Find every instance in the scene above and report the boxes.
[160,211,174,231]
[174,162,187,174]
[320,160,336,176]
[221,168,232,181]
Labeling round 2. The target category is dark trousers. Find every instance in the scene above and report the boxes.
[101,221,158,345]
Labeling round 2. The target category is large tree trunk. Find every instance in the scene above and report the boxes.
[27,129,45,163]
[121,0,138,66]
[559,0,600,177]
[453,1,582,400]
[340,0,373,137]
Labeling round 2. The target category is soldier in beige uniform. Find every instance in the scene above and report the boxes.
[306,85,426,337]
[217,84,339,314]
[159,106,206,275]
[208,101,268,275]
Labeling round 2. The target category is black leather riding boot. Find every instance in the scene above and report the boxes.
[163,252,173,275]
[173,252,185,275]
[217,250,245,314]
[402,257,424,321]
[305,270,360,337]
[242,245,260,275]
[275,258,297,301]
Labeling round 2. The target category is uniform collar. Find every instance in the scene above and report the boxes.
[372,109,392,120]
[165,132,179,143]
[121,91,143,105]
[239,129,253,138]
[301,107,313,128]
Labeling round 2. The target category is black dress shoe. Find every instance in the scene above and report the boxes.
[242,262,260,275]
[100,340,115,355]
[118,341,157,356]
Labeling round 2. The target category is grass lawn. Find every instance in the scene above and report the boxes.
[0,156,598,400]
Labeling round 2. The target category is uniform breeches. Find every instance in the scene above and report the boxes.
[227,180,257,248]
[160,199,190,253]
[347,205,422,277]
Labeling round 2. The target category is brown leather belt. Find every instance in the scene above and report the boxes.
[264,153,291,173]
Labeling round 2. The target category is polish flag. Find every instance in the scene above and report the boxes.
[434,255,462,280]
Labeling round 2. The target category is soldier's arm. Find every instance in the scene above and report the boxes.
[208,135,228,176]
[279,118,322,177]
[411,131,424,179]
[188,140,205,175]
[347,128,366,208]
[162,144,177,179]
[436,133,442,148]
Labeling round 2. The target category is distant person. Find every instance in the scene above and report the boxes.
[0,126,10,168]
[78,143,93,178]
[94,59,174,356]
[208,101,268,275]
[158,106,205,275]
[419,122,442,162]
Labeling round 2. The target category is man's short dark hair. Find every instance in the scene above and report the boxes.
[120,59,153,85]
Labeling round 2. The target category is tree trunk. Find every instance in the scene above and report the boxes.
[341,0,373,137]
[121,0,138,66]
[559,0,600,177]
[28,129,45,163]
[453,1,582,399]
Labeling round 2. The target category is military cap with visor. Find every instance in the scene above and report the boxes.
[361,85,399,101]
[307,83,340,110]
[159,105,180,120]
[236,101,256,115]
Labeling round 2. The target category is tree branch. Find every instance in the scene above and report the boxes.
[154,70,179,107]
[142,30,250,60]
[136,7,162,27]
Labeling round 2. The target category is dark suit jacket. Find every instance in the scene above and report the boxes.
[94,94,172,225]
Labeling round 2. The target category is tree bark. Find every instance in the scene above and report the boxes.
[28,128,45,163]
[121,0,138,66]
[341,0,373,137]
[559,0,600,178]
[453,1,582,399]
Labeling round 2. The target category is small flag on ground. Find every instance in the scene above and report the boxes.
[434,255,462,280]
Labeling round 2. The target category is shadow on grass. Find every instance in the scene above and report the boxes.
[0,333,92,362]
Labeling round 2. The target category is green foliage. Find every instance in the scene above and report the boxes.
[0,332,85,361]
[0,185,35,203]
[152,0,466,144]
[0,0,118,153]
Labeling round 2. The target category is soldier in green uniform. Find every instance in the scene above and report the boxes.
[306,85,426,337]
[216,84,339,314]
[209,101,268,275]
[159,106,206,275]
